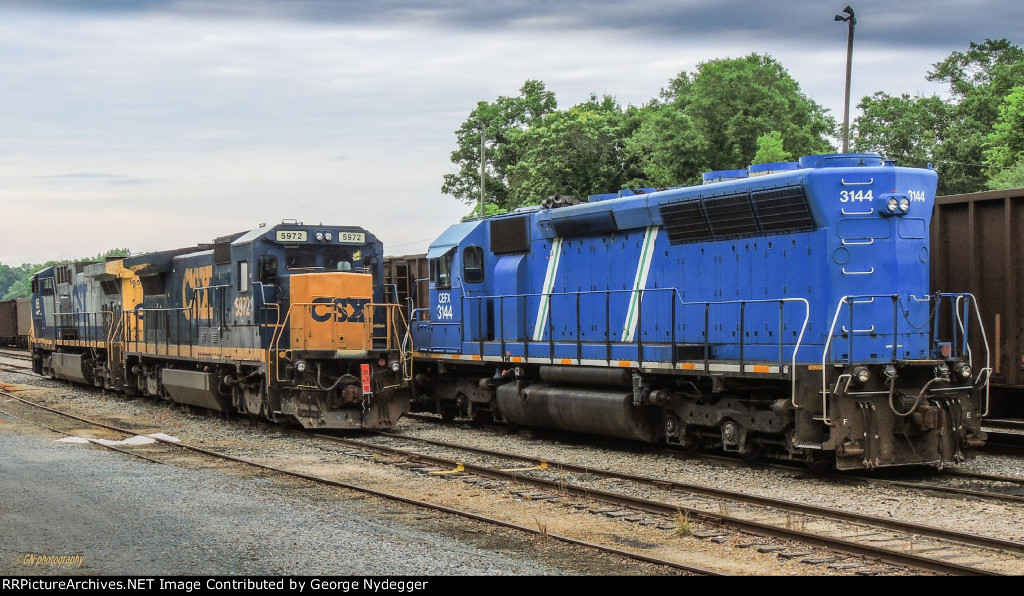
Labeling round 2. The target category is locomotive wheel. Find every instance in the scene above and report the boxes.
[440,404,458,422]
[806,454,834,473]
[470,408,493,428]
[679,431,701,454]
[740,441,763,463]
[241,384,266,420]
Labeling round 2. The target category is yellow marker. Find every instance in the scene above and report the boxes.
[428,462,465,476]
[500,461,548,472]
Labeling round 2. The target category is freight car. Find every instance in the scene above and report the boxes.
[403,153,991,471]
[384,253,429,316]
[0,298,30,348]
[932,187,1024,418]
[29,221,411,429]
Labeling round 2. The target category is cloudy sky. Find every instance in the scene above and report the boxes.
[0,0,1020,265]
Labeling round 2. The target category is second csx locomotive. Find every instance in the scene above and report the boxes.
[405,153,991,470]
[29,221,411,429]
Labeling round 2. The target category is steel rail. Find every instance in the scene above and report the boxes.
[0,390,720,577]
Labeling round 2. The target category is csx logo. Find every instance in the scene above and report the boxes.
[311,297,370,323]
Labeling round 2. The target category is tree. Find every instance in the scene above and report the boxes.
[623,103,707,188]
[460,203,508,222]
[984,86,1024,174]
[506,94,641,207]
[664,54,836,170]
[442,80,557,212]
[987,158,1024,190]
[852,92,948,167]
[927,39,1024,193]
[0,248,131,300]
[751,131,794,165]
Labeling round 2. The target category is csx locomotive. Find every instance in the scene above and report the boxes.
[405,153,991,470]
[29,221,411,429]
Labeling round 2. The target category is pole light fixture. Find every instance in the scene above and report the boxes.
[835,5,856,153]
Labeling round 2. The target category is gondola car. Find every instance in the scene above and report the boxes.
[29,221,411,429]
[406,153,991,470]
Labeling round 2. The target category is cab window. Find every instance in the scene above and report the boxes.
[257,255,278,285]
[238,260,249,292]
[324,247,353,271]
[285,247,317,270]
[430,249,454,289]
[463,246,484,284]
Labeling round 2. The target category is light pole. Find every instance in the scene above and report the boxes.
[478,120,486,218]
[835,5,856,153]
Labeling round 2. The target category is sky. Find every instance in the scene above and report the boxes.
[0,0,1021,266]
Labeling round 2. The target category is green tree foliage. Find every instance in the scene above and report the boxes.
[927,39,1024,194]
[0,248,131,300]
[0,264,37,300]
[444,54,838,208]
[663,54,835,170]
[751,131,794,165]
[623,104,707,188]
[988,159,1024,190]
[853,92,948,167]
[460,203,508,222]
[507,95,642,207]
[441,80,557,211]
[2,276,32,301]
[984,86,1024,173]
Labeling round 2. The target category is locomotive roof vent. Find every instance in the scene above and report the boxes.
[541,194,584,209]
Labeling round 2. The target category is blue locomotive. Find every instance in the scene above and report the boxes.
[408,153,991,470]
[29,221,411,429]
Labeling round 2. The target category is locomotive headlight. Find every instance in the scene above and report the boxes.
[325,232,333,241]
[899,197,910,213]
[853,366,870,384]
[315,232,324,241]
[389,360,401,373]
[953,361,972,380]
[887,197,899,213]
[294,359,308,373]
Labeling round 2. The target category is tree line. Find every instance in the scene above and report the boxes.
[0,249,129,300]
[444,39,1024,217]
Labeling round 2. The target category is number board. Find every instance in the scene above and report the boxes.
[337,232,366,244]
[275,230,307,242]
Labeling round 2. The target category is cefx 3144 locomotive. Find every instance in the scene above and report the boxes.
[406,153,991,470]
[29,221,411,429]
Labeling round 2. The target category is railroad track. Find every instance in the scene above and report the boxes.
[0,388,718,577]
[407,413,1024,504]
[0,348,34,378]
[310,429,1021,576]
[5,376,1023,575]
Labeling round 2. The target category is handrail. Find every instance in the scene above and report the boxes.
[270,301,413,384]
[820,292,991,424]
[951,293,992,417]
[458,289,810,382]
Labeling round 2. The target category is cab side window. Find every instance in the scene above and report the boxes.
[258,255,278,285]
[238,260,249,292]
[463,246,484,284]
[430,249,454,289]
